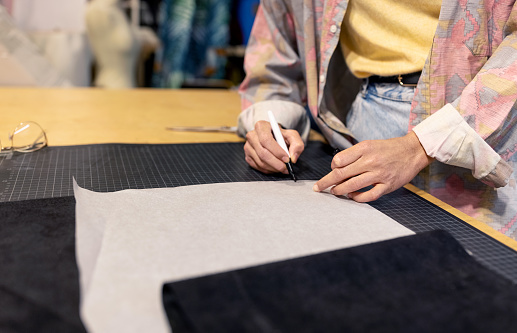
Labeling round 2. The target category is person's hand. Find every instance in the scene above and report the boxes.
[244,120,304,174]
[313,131,432,202]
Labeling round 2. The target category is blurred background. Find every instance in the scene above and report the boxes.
[0,0,259,89]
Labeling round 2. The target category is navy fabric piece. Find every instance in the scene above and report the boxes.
[163,230,517,333]
[0,196,86,333]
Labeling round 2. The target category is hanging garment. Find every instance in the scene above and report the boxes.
[153,0,231,88]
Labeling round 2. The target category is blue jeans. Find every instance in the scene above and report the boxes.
[346,81,415,142]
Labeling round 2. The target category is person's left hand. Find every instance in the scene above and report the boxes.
[313,131,433,202]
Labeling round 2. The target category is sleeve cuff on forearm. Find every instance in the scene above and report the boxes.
[237,100,311,142]
[413,103,512,188]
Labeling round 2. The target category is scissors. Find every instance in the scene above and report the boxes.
[166,126,237,133]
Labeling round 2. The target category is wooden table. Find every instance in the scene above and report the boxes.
[1,88,243,146]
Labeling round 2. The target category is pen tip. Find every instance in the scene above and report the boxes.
[285,162,296,182]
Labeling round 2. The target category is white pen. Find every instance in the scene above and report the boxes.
[267,110,297,182]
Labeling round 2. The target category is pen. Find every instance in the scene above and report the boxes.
[267,110,297,182]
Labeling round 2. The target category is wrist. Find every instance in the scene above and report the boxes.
[406,131,433,169]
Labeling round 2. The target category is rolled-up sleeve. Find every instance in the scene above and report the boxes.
[413,104,512,187]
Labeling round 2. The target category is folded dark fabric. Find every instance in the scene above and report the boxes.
[163,230,517,333]
[0,196,85,333]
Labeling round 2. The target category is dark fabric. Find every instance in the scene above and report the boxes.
[162,230,517,333]
[0,196,85,333]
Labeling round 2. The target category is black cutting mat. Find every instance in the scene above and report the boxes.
[0,142,333,201]
[0,141,517,283]
[368,190,517,284]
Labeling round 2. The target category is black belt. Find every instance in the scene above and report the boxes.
[367,72,421,87]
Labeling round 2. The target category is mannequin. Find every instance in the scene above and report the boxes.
[85,0,158,88]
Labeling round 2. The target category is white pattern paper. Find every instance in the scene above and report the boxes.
[74,180,414,333]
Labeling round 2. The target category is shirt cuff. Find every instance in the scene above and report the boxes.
[237,100,311,143]
[412,103,512,188]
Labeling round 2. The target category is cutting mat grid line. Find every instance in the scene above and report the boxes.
[1,142,516,283]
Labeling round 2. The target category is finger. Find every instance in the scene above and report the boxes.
[347,184,389,203]
[244,141,264,172]
[244,141,287,173]
[330,144,364,169]
[313,164,362,192]
[246,130,288,173]
[244,141,286,174]
[281,129,304,163]
[330,172,377,196]
[244,153,261,172]
[255,121,290,163]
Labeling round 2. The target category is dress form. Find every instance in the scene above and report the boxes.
[86,0,158,88]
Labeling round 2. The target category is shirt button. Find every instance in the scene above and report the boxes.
[319,74,325,83]
[330,24,337,33]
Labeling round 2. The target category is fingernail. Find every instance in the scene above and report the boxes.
[291,153,298,163]
[313,184,320,192]
[330,187,335,195]
[282,156,290,163]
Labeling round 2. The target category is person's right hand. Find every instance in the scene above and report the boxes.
[244,120,305,174]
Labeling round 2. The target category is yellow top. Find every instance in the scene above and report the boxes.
[340,0,441,78]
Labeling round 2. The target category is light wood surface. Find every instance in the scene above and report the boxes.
[1,88,244,146]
